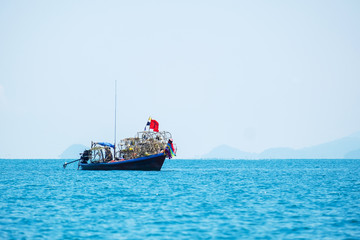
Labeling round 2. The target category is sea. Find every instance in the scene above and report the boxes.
[0,159,359,240]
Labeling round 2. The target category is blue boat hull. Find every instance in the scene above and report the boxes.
[80,153,166,171]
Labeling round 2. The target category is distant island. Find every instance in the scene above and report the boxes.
[61,132,360,160]
[202,131,360,159]
[59,144,88,159]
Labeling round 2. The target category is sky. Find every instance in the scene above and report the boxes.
[0,0,359,158]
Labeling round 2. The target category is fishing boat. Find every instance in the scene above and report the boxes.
[62,82,176,171]
[78,128,176,171]
[63,118,176,171]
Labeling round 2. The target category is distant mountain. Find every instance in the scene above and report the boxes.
[203,131,360,159]
[344,149,360,159]
[60,144,88,159]
[296,135,360,159]
[202,145,257,159]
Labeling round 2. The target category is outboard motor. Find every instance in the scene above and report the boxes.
[80,150,92,164]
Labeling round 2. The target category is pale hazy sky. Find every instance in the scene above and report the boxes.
[1,1,359,158]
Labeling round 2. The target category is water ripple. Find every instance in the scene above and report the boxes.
[0,159,359,239]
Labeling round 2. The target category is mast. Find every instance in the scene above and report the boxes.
[114,80,117,159]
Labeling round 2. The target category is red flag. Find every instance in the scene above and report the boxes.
[150,119,159,132]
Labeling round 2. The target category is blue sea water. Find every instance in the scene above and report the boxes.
[0,159,360,239]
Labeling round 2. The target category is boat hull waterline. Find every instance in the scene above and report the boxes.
[80,153,166,171]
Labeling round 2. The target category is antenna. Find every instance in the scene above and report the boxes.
[114,80,117,158]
